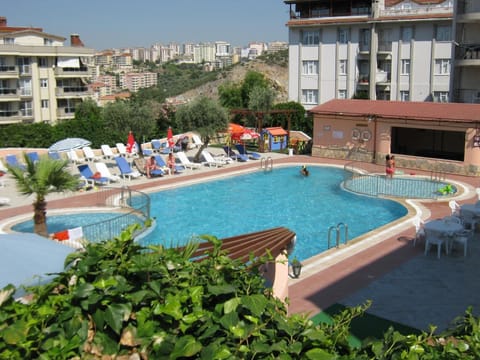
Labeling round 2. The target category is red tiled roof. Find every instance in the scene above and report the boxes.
[265,127,288,136]
[309,99,480,123]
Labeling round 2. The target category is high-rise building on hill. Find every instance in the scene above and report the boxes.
[284,0,454,108]
[0,17,94,124]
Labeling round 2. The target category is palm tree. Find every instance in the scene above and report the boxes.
[7,153,80,237]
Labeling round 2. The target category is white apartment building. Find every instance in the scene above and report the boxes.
[0,17,94,124]
[451,0,480,103]
[119,72,157,92]
[193,43,216,63]
[285,0,454,109]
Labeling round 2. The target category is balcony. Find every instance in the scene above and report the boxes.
[0,65,19,78]
[57,107,76,119]
[54,66,90,77]
[357,74,369,86]
[376,71,391,84]
[455,45,480,66]
[0,88,19,101]
[287,1,371,19]
[453,89,480,103]
[457,0,480,17]
[0,109,22,123]
[55,86,90,97]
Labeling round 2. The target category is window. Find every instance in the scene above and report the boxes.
[339,60,348,75]
[40,79,48,88]
[338,29,349,44]
[435,25,451,42]
[433,91,449,102]
[41,100,49,108]
[38,57,48,67]
[338,90,347,99]
[19,79,32,96]
[302,60,319,75]
[44,38,53,46]
[435,59,450,75]
[4,37,14,45]
[20,101,33,117]
[401,27,413,42]
[401,59,410,75]
[359,29,370,51]
[303,31,320,45]
[302,89,318,104]
[400,91,410,101]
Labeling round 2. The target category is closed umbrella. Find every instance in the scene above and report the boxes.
[48,138,91,153]
[167,127,175,151]
[126,131,135,153]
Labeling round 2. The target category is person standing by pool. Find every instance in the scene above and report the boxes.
[385,154,394,178]
[167,152,176,174]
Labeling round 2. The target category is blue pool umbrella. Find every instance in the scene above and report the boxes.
[48,137,91,153]
[0,233,75,295]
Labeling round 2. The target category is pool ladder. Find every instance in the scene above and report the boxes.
[327,222,349,249]
[261,157,273,172]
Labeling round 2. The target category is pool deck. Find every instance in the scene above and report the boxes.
[1,148,479,332]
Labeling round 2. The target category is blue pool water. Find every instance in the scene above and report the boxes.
[141,166,408,261]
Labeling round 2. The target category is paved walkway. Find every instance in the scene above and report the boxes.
[1,148,479,333]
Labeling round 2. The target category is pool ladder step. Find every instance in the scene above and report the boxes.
[260,157,273,172]
[327,222,349,249]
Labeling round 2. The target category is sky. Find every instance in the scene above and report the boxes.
[3,0,290,50]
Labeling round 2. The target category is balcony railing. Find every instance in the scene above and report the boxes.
[55,86,89,96]
[54,66,90,76]
[380,5,452,17]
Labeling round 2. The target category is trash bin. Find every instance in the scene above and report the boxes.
[288,148,293,156]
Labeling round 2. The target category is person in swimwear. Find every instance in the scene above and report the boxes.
[385,154,394,178]
[300,165,309,177]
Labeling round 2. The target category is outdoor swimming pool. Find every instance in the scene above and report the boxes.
[141,166,408,261]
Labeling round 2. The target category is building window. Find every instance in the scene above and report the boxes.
[4,37,14,45]
[338,29,349,44]
[339,60,348,75]
[401,27,413,42]
[435,25,451,42]
[302,89,318,104]
[433,91,449,102]
[401,59,410,75]
[434,59,450,75]
[359,29,370,51]
[400,91,410,101]
[338,90,347,99]
[44,38,53,46]
[38,57,48,67]
[40,79,48,88]
[302,60,319,75]
[20,101,33,117]
[41,100,49,108]
[303,31,320,45]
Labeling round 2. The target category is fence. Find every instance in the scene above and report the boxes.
[343,162,447,199]
[72,186,150,244]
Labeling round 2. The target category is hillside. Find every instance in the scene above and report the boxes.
[177,60,289,104]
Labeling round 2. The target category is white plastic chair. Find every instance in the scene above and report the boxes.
[176,151,201,169]
[82,146,101,162]
[424,228,448,259]
[101,144,115,159]
[67,150,84,164]
[412,216,425,247]
[449,200,460,216]
[95,162,120,182]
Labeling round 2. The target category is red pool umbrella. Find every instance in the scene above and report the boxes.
[228,123,246,141]
[126,131,135,153]
[167,127,175,150]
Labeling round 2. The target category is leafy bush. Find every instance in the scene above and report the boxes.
[0,226,479,358]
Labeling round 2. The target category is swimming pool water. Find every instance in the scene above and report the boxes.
[141,166,407,261]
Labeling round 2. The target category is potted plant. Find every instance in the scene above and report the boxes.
[291,257,302,278]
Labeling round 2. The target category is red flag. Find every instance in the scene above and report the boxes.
[126,131,135,153]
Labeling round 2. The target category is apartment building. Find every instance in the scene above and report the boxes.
[0,17,94,124]
[284,0,454,109]
[119,72,157,92]
[451,0,480,103]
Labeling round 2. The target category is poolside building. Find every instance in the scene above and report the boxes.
[0,17,94,124]
[310,99,480,175]
[284,0,454,108]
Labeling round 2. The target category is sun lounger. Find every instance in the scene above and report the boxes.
[67,150,85,164]
[133,158,164,177]
[235,144,261,160]
[192,134,203,148]
[201,149,227,167]
[5,154,26,170]
[223,146,248,162]
[95,162,121,182]
[77,164,110,186]
[82,146,101,162]
[115,156,142,180]
[176,151,201,170]
[154,155,184,174]
[101,144,116,159]
[26,152,40,164]
[0,197,10,206]
[48,151,62,160]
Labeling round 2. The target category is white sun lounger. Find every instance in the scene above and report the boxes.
[176,151,201,169]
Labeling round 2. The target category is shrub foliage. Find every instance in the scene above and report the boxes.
[0,226,479,358]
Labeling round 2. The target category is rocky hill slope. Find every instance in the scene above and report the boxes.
[178,60,289,104]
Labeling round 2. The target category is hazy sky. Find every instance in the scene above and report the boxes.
[3,0,290,50]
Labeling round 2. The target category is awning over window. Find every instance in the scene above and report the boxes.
[57,57,80,68]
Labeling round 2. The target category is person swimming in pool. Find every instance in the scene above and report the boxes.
[300,165,309,177]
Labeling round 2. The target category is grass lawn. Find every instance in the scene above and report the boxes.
[310,303,422,348]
